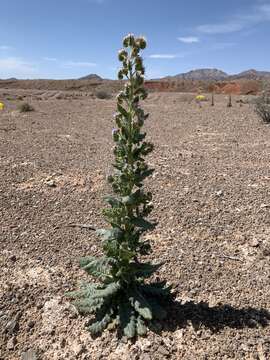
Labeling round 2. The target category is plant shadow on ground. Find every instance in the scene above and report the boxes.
[89,299,270,340]
[155,299,270,334]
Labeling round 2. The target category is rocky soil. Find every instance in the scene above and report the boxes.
[0,91,270,359]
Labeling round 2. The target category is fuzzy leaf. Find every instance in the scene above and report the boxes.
[80,256,114,280]
[119,301,136,338]
[117,103,129,118]
[136,316,147,336]
[66,283,98,299]
[96,228,124,241]
[104,195,121,207]
[74,297,104,314]
[92,281,121,299]
[130,262,162,278]
[131,217,155,231]
[131,289,152,320]
[141,282,172,298]
[119,245,135,261]
[88,312,112,334]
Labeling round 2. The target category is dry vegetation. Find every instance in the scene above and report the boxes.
[1,89,270,359]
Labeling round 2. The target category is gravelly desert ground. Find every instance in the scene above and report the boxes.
[0,90,270,360]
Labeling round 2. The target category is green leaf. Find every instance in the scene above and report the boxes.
[119,245,135,261]
[130,262,162,279]
[103,240,119,257]
[92,281,121,299]
[74,297,104,314]
[141,281,172,298]
[119,301,136,338]
[131,289,152,320]
[122,189,141,205]
[80,256,114,280]
[131,217,155,231]
[96,228,124,241]
[139,168,154,180]
[88,308,113,334]
[104,195,120,207]
[136,316,147,336]
[117,103,129,118]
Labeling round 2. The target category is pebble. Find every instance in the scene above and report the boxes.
[21,349,37,360]
[6,317,20,335]
[7,337,17,350]
[250,239,259,247]
[46,179,56,187]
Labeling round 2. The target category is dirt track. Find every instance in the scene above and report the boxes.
[1,91,270,359]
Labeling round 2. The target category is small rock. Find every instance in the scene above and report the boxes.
[46,179,56,187]
[7,337,16,350]
[215,190,223,197]
[250,239,259,248]
[241,343,249,352]
[27,320,35,329]
[141,355,151,360]
[71,342,85,356]
[9,255,17,262]
[22,349,37,360]
[6,317,20,335]
[158,345,170,357]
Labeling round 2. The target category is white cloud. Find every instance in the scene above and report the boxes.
[197,23,243,34]
[197,3,270,34]
[0,57,38,78]
[177,36,199,43]
[0,45,13,51]
[0,57,36,72]
[149,54,177,59]
[62,61,97,68]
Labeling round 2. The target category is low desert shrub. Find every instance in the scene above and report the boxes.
[68,34,173,338]
[18,102,34,112]
[255,92,270,123]
[95,90,111,99]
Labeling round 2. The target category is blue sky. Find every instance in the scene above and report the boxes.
[1,0,270,79]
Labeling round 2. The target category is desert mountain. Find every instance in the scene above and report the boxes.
[167,68,228,81]
[164,68,270,81]
[78,74,103,81]
[230,69,270,80]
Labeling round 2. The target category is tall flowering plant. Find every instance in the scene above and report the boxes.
[68,34,172,338]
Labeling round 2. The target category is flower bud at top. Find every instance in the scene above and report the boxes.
[136,37,147,49]
[118,49,128,62]
[123,33,135,47]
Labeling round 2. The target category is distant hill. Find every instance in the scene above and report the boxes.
[78,74,103,81]
[167,68,228,81]
[164,68,270,81]
[230,69,270,80]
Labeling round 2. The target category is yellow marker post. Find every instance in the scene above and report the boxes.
[0,102,4,110]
